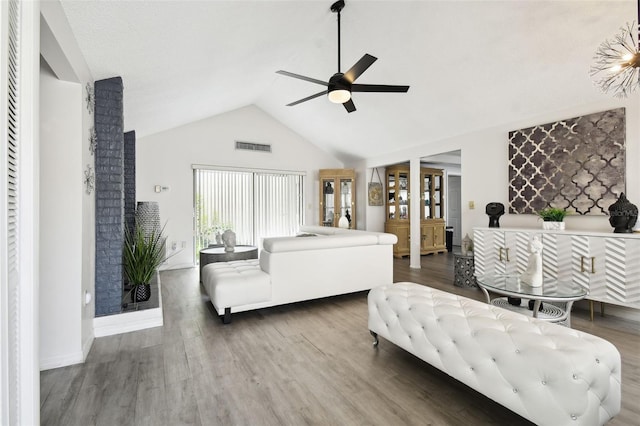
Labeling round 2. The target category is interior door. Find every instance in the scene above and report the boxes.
[448,175,462,247]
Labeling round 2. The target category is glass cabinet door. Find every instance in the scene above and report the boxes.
[387,171,396,220]
[422,173,432,220]
[321,178,336,226]
[339,178,353,228]
[433,174,443,219]
[398,171,409,220]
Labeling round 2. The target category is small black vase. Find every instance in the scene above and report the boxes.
[608,192,638,233]
[132,284,151,303]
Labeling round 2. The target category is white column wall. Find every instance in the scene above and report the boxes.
[40,1,95,366]
[38,60,84,370]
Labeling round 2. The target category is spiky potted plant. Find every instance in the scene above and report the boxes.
[536,207,568,230]
[123,224,167,303]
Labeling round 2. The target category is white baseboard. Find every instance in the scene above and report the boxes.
[82,334,94,361]
[93,306,163,338]
[40,351,85,371]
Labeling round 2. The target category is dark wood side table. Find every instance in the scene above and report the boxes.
[454,252,477,288]
[199,245,258,283]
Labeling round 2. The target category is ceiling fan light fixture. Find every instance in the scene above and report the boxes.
[328,88,351,103]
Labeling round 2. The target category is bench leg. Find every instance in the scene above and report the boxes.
[370,330,379,348]
[222,308,231,324]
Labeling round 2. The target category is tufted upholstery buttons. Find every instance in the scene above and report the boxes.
[367,282,622,426]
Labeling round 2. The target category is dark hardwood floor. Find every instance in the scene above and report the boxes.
[40,253,639,425]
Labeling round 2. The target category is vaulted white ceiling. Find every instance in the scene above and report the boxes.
[60,0,632,163]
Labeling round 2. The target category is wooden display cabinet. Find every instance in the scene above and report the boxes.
[319,169,356,229]
[421,167,447,254]
[385,165,447,257]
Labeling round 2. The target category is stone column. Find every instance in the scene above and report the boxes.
[94,77,124,316]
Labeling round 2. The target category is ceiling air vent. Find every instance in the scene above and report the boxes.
[235,141,272,153]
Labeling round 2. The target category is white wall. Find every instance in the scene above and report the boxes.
[362,97,640,237]
[359,97,640,321]
[39,60,83,369]
[39,1,95,368]
[136,105,343,269]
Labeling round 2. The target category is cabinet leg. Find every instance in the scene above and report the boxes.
[600,302,605,317]
[589,300,594,322]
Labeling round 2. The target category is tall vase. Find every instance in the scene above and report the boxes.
[136,201,161,238]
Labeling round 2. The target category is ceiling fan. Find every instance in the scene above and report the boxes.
[276,0,410,113]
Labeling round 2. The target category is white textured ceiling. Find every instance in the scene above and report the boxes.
[60,0,632,163]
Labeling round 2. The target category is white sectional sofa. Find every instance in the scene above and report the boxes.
[202,225,397,323]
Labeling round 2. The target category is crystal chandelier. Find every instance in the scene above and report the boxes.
[590,2,640,98]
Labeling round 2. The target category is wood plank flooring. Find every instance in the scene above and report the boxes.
[41,253,640,425]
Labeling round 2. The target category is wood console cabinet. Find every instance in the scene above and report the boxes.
[319,169,356,229]
[473,227,640,317]
[384,165,447,257]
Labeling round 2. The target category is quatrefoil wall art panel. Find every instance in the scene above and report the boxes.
[508,108,625,215]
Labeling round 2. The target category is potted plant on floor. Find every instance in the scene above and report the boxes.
[536,207,568,230]
[123,223,167,303]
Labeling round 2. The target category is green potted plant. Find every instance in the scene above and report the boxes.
[123,224,168,303]
[536,207,568,230]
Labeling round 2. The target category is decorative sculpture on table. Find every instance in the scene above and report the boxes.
[485,202,505,228]
[608,192,638,233]
[461,234,473,256]
[222,230,236,253]
[520,235,543,288]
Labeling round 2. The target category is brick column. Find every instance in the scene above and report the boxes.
[124,131,136,234]
[94,77,124,316]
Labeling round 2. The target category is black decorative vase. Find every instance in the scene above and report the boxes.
[608,193,638,233]
[132,284,151,303]
[507,297,521,306]
[486,202,505,228]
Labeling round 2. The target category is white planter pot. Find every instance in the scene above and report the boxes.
[542,221,565,231]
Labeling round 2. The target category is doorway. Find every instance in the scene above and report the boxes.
[448,175,462,248]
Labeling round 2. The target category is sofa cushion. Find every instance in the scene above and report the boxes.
[202,260,271,309]
[263,233,379,253]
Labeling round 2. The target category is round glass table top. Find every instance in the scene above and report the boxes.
[200,245,257,254]
[475,274,587,301]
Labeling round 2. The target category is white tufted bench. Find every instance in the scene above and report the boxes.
[368,282,621,426]
[202,259,271,324]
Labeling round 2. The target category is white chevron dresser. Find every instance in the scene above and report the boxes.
[474,227,640,320]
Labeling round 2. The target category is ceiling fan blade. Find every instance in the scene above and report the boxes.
[286,90,327,107]
[276,70,328,87]
[352,84,410,93]
[343,54,377,83]
[343,99,356,113]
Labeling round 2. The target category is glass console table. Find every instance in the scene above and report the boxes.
[475,274,587,327]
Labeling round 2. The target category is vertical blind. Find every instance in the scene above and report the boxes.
[194,168,304,257]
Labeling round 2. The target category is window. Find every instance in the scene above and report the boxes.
[193,167,305,257]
